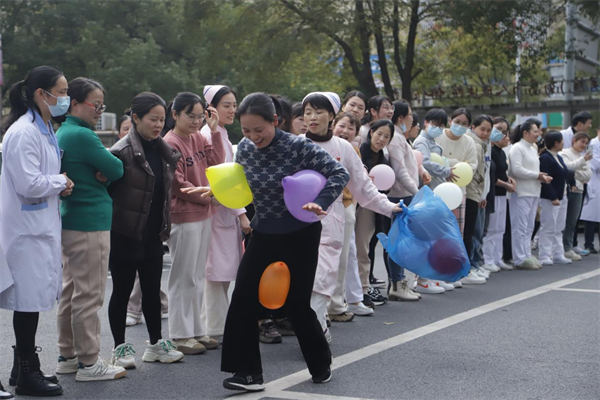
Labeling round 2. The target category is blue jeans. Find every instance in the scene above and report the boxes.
[386,196,413,282]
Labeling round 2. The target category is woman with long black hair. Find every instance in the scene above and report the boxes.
[1,66,71,397]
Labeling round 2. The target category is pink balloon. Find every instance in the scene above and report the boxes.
[412,149,423,169]
[282,170,327,222]
[370,164,395,191]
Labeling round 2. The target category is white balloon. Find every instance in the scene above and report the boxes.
[433,182,463,210]
[369,164,395,191]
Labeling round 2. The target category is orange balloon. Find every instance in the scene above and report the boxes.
[259,261,291,310]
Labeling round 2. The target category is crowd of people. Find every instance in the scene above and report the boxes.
[0,65,598,397]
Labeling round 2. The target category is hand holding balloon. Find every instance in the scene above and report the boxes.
[302,202,328,217]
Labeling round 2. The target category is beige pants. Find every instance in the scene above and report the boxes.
[328,204,356,315]
[355,206,376,294]
[127,273,169,319]
[57,230,109,365]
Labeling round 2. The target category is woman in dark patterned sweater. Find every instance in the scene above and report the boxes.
[183,92,349,392]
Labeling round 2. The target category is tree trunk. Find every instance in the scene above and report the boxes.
[372,0,395,99]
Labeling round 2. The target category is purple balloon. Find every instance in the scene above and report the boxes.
[282,170,327,222]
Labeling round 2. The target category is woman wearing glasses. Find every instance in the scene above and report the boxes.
[162,92,225,354]
[201,86,252,343]
[56,77,126,381]
[358,95,394,144]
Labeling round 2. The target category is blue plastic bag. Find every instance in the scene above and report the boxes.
[377,186,470,282]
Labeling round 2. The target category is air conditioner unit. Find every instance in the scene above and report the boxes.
[96,113,117,131]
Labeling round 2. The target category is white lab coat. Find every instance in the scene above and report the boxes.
[0,111,67,311]
[312,136,396,297]
[200,125,245,281]
[581,137,600,223]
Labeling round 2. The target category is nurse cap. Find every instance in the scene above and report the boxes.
[203,85,226,106]
[302,92,341,114]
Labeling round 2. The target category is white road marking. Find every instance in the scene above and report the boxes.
[552,287,600,293]
[236,268,600,400]
[272,391,379,400]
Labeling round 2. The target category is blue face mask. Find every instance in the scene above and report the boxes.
[450,123,467,137]
[536,135,542,143]
[426,125,443,138]
[43,91,70,117]
[400,122,406,132]
[490,127,504,142]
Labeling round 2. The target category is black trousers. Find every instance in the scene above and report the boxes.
[108,256,164,347]
[13,311,39,357]
[463,199,479,266]
[221,222,331,377]
[503,201,513,262]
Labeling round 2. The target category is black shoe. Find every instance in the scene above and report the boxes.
[362,294,375,309]
[0,380,14,399]
[312,368,332,383]
[259,319,282,344]
[368,287,388,306]
[586,246,598,254]
[223,373,265,391]
[369,276,386,288]
[10,346,58,386]
[15,353,63,397]
[273,318,295,336]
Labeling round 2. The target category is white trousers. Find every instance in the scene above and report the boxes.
[328,204,356,315]
[510,196,539,265]
[310,292,329,331]
[167,219,212,339]
[201,280,230,337]
[345,229,363,304]
[483,196,507,266]
[539,198,568,261]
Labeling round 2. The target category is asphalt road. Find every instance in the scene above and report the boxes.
[1,236,599,400]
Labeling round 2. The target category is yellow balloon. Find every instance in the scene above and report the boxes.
[453,162,474,187]
[430,153,444,165]
[206,162,253,209]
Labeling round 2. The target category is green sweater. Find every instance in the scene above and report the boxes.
[57,116,124,231]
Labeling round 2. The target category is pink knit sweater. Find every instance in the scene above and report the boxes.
[163,129,225,223]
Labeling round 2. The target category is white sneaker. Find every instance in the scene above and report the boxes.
[564,250,582,261]
[482,264,501,273]
[142,339,184,363]
[553,256,573,264]
[126,314,142,327]
[56,355,79,374]
[572,246,589,256]
[497,261,513,271]
[172,338,206,355]
[452,281,463,289]
[323,328,332,343]
[460,271,486,285]
[111,343,136,369]
[75,357,126,382]
[415,279,445,294]
[540,258,554,266]
[348,302,374,316]
[388,280,420,301]
[433,280,454,291]
[474,269,489,279]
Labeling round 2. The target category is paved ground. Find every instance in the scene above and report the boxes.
[1,236,599,400]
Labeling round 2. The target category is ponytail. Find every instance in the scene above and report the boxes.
[511,122,535,144]
[2,66,65,132]
[4,81,28,132]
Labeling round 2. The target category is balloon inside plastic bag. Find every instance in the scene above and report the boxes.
[377,186,470,283]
